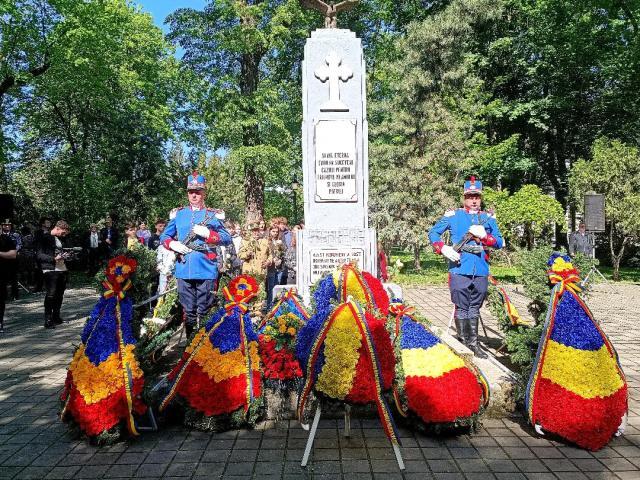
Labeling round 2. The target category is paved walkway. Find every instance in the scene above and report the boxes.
[1,283,639,479]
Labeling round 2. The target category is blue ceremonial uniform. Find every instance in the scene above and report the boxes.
[428,209,504,276]
[163,170,233,334]
[160,206,232,281]
[160,198,231,333]
[427,176,504,357]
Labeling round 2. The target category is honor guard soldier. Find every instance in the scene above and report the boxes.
[428,177,504,358]
[161,171,232,335]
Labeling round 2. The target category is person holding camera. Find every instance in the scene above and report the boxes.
[36,220,71,329]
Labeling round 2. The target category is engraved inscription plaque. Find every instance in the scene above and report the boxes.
[315,119,357,202]
[309,248,364,283]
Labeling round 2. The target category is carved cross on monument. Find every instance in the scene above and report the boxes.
[314,51,353,112]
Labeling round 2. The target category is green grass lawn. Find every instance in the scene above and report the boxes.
[596,265,640,283]
[389,249,521,285]
[389,249,639,286]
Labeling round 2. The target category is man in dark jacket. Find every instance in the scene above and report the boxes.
[100,217,119,259]
[36,220,70,329]
[0,229,17,333]
[85,224,101,274]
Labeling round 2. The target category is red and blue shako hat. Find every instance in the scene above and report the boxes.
[463,176,482,195]
[187,170,206,190]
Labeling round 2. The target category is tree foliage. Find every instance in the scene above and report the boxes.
[569,137,640,280]
[4,0,184,229]
[483,185,565,250]
[165,0,315,222]
[477,0,640,223]
[370,0,502,267]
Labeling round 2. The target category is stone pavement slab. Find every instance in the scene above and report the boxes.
[1,283,639,479]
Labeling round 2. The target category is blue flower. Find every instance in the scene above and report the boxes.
[400,316,439,350]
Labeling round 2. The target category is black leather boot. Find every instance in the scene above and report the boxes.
[44,298,55,329]
[44,313,55,329]
[468,317,487,358]
[185,323,194,337]
[454,316,466,344]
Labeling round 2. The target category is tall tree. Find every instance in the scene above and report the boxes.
[369,0,502,268]
[8,0,183,228]
[478,0,640,239]
[166,0,318,222]
[0,0,75,187]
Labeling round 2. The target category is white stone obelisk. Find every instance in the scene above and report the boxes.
[296,28,377,304]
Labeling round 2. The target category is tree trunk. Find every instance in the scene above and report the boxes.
[239,32,264,219]
[413,244,421,270]
[244,164,265,223]
[609,221,629,282]
[525,223,534,250]
[545,120,569,250]
[612,255,622,282]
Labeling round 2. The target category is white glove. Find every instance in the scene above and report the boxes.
[192,224,210,238]
[441,245,461,262]
[468,224,487,239]
[169,240,192,255]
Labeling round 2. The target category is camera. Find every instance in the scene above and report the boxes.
[57,247,83,261]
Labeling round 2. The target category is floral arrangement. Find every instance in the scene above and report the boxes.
[297,268,399,446]
[258,289,308,388]
[260,288,310,329]
[259,309,304,387]
[159,275,263,430]
[61,256,147,441]
[389,301,488,426]
[332,263,390,315]
[526,254,627,451]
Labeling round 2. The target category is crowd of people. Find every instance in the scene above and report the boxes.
[0,206,305,334]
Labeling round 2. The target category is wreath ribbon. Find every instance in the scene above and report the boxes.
[102,279,132,300]
[548,271,582,295]
[115,301,138,436]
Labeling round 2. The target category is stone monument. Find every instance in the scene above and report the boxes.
[295,13,378,304]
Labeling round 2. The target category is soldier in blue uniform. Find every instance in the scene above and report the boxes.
[428,177,504,358]
[161,171,232,335]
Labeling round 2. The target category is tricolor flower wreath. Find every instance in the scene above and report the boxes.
[310,263,389,318]
[258,289,308,389]
[389,300,489,427]
[159,275,263,430]
[60,256,146,441]
[526,254,627,451]
[297,266,399,446]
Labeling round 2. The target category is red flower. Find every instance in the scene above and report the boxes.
[404,368,482,423]
[259,338,302,381]
[106,256,137,284]
[63,377,146,436]
[345,313,395,404]
[362,271,390,315]
[227,275,260,302]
